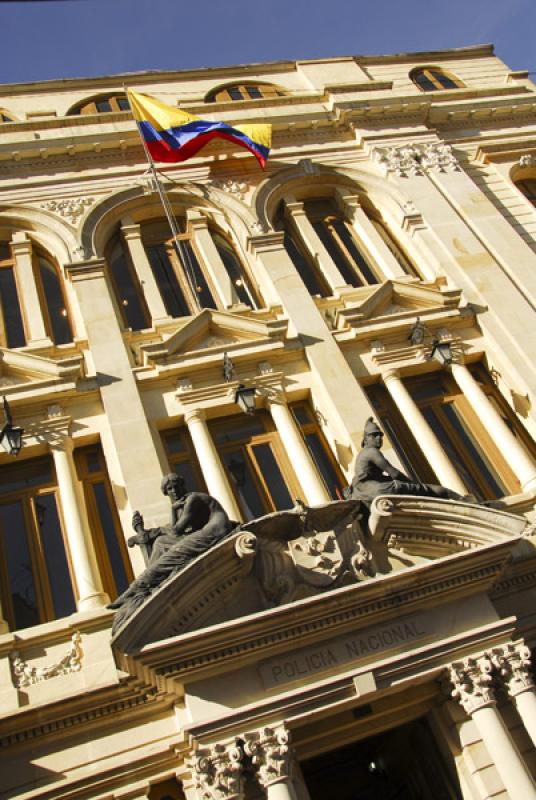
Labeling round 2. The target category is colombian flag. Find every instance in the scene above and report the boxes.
[127,89,271,168]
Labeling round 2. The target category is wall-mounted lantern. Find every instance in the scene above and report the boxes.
[0,396,24,456]
[223,352,257,415]
[430,338,453,366]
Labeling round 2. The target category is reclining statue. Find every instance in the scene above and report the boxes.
[108,473,236,632]
[350,417,472,507]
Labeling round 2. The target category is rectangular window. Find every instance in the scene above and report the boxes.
[75,445,133,599]
[162,428,206,493]
[0,456,76,630]
[291,402,346,499]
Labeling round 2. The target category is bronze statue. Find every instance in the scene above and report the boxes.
[108,474,236,631]
[350,418,471,506]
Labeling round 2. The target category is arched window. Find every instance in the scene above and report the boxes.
[411,67,464,92]
[515,177,536,207]
[68,93,130,116]
[0,241,72,347]
[206,82,288,103]
[0,109,16,123]
[107,218,258,329]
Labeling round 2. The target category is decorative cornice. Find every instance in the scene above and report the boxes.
[9,631,82,688]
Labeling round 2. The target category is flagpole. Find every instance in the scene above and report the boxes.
[125,86,202,311]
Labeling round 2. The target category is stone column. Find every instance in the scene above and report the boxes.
[382,368,468,495]
[446,655,536,798]
[120,219,170,324]
[285,200,348,292]
[191,741,245,800]
[450,361,536,493]
[491,641,536,749]
[245,725,301,800]
[188,212,239,309]
[184,408,242,521]
[10,232,50,346]
[47,416,109,610]
[338,193,407,280]
[268,395,331,506]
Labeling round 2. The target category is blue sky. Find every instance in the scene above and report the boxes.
[0,0,535,84]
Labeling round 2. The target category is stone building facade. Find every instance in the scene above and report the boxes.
[1,44,536,799]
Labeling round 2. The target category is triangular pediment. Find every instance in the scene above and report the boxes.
[337,280,462,329]
[0,348,83,389]
[139,309,289,366]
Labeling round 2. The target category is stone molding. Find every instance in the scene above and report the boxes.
[9,631,83,688]
[445,655,495,714]
[490,641,535,697]
[243,724,294,787]
[191,741,244,800]
[374,142,460,177]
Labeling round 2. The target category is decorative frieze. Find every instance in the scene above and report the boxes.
[375,142,460,177]
[445,655,495,714]
[9,631,82,688]
[191,741,244,800]
[210,178,249,201]
[40,197,94,225]
[244,725,294,787]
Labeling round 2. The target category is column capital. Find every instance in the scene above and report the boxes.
[381,367,402,383]
[444,655,496,714]
[120,222,143,241]
[184,407,207,425]
[284,200,306,218]
[490,641,535,697]
[190,740,244,800]
[10,233,32,257]
[247,231,285,256]
[32,411,72,451]
[243,724,294,788]
[65,258,108,282]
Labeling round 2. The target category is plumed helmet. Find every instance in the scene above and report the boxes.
[361,417,383,446]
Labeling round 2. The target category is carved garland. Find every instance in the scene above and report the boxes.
[9,631,83,688]
[375,143,460,177]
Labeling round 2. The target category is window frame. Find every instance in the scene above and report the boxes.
[290,401,346,499]
[411,67,464,92]
[0,242,28,348]
[70,94,130,116]
[206,83,287,103]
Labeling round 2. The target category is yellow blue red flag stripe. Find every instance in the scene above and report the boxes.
[127,89,271,168]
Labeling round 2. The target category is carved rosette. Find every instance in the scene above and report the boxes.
[444,656,495,715]
[490,641,535,698]
[244,725,294,788]
[191,742,244,800]
[375,143,459,177]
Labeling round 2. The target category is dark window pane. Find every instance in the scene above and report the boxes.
[442,404,506,498]
[117,97,130,111]
[283,231,327,297]
[421,406,483,498]
[147,244,190,318]
[246,86,263,99]
[222,449,266,520]
[164,432,187,454]
[433,71,458,89]
[292,405,312,426]
[0,457,53,495]
[228,87,243,101]
[252,443,293,510]
[304,432,342,499]
[414,72,439,92]
[173,462,202,493]
[181,240,216,310]
[379,415,421,482]
[84,450,102,473]
[0,501,39,629]
[0,244,10,260]
[96,99,112,112]
[212,231,255,307]
[109,240,149,330]
[331,221,378,285]
[212,418,265,445]
[0,267,26,347]
[38,256,72,345]
[92,483,129,595]
[35,494,76,618]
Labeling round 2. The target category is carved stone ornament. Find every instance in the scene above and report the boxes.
[9,631,83,688]
[40,197,95,225]
[289,531,343,587]
[375,143,459,177]
[210,178,249,201]
[191,742,244,800]
[444,655,495,715]
[490,641,535,697]
[244,725,294,787]
[519,154,536,169]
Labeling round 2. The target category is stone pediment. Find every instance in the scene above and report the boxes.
[111,497,527,657]
[336,281,462,330]
[138,309,289,367]
[0,348,83,392]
